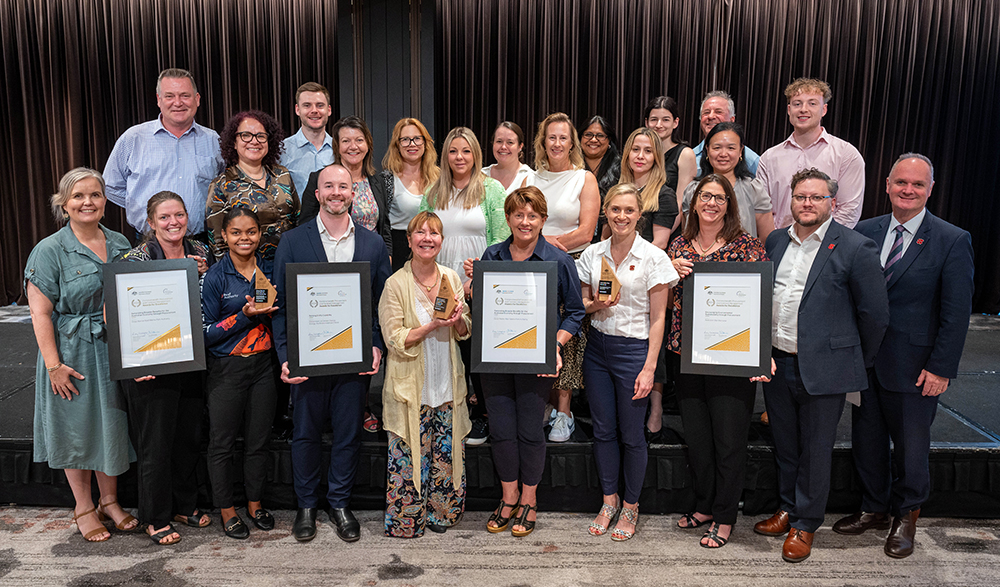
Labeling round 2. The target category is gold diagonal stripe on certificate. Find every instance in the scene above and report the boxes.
[313,326,353,351]
[705,328,751,352]
[495,326,537,350]
[135,324,182,352]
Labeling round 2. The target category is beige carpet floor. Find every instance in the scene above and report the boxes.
[1,507,999,586]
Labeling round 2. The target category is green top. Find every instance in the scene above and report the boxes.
[24,224,134,475]
[419,176,511,246]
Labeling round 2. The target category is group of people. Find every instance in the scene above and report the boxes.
[24,68,974,564]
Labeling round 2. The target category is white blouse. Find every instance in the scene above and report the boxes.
[529,168,589,253]
[434,191,489,277]
[576,236,679,339]
[388,174,425,230]
[483,163,534,195]
[413,287,454,408]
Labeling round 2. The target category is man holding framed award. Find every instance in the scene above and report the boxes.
[271,164,391,543]
[752,168,888,563]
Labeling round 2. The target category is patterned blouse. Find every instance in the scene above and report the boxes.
[205,165,299,261]
[351,177,378,232]
[666,232,768,353]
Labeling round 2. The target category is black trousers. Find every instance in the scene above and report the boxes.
[121,371,205,528]
[675,372,756,525]
[480,373,551,486]
[206,352,277,508]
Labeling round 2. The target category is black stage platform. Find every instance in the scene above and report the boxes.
[2,308,999,517]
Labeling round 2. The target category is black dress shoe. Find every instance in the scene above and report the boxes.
[327,507,361,542]
[833,511,890,535]
[885,509,920,558]
[426,523,448,534]
[223,515,250,540]
[250,507,275,531]
[292,508,318,542]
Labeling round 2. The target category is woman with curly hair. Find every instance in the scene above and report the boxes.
[206,110,299,261]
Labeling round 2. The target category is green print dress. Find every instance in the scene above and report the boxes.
[24,225,134,475]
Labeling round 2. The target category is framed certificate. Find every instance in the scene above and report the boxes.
[104,258,206,380]
[286,262,373,377]
[681,261,773,378]
[471,261,558,374]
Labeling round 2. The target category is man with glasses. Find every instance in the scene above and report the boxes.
[281,82,334,203]
[835,154,974,558]
[752,167,888,563]
[757,78,866,231]
[104,68,223,242]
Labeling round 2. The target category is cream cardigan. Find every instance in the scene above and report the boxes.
[378,261,472,495]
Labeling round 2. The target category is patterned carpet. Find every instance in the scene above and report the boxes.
[1,507,999,586]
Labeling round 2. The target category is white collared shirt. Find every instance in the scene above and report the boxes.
[880,207,926,267]
[772,215,834,353]
[317,215,356,262]
[576,235,679,339]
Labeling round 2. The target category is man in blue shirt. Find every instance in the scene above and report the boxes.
[280,82,335,203]
[691,90,761,175]
[104,68,223,240]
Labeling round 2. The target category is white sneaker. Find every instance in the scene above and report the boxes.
[548,411,575,442]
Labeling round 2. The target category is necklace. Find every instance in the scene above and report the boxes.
[693,235,722,256]
[239,166,265,181]
[413,267,439,292]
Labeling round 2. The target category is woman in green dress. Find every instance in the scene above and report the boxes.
[24,167,137,542]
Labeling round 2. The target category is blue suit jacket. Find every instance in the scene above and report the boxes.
[855,211,974,393]
[766,220,889,395]
[271,217,391,366]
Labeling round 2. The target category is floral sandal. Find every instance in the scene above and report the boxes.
[588,501,620,536]
[611,505,638,541]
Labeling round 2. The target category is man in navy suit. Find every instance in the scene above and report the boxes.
[833,154,974,558]
[752,168,889,563]
[271,163,391,543]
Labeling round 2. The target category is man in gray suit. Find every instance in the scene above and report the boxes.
[752,168,889,563]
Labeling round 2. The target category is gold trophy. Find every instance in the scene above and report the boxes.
[254,269,277,309]
[598,256,621,302]
[433,274,458,319]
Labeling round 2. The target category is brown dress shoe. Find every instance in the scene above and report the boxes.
[832,511,891,535]
[782,528,814,563]
[885,509,920,558]
[754,510,790,536]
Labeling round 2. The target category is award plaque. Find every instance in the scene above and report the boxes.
[680,261,773,378]
[598,256,621,302]
[433,273,458,319]
[471,260,558,374]
[254,268,277,309]
[286,262,373,377]
[104,258,207,380]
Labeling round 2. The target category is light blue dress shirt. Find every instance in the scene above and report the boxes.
[103,116,223,235]
[693,140,761,176]
[280,128,334,202]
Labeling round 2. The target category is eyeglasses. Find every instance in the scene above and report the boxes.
[237,132,269,143]
[697,192,729,204]
[399,136,425,146]
[791,195,833,204]
[582,132,608,141]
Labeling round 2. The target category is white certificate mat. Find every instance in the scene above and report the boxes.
[480,271,548,364]
[689,272,760,366]
[104,258,206,380]
[296,272,363,367]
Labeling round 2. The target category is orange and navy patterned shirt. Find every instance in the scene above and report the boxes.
[201,251,274,357]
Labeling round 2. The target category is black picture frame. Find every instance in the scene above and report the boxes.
[681,261,773,378]
[471,260,559,374]
[104,258,206,380]
[286,262,373,377]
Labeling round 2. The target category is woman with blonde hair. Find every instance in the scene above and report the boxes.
[381,118,440,272]
[611,127,678,248]
[526,112,600,442]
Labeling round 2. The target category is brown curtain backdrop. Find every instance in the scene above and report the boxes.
[0,0,338,304]
[434,0,1000,313]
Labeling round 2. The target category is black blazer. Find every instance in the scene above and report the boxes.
[271,217,392,367]
[765,220,889,395]
[298,170,393,254]
[855,211,974,392]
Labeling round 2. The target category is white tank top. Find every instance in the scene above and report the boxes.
[529,168,588,253]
